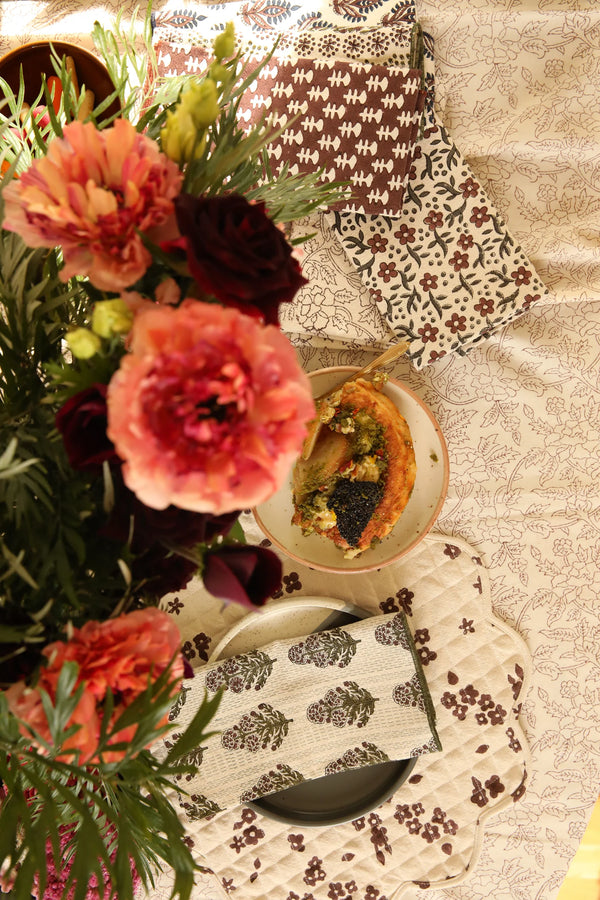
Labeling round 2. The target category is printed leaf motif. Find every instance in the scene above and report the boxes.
[307,680,378,728]
[205,650,276,694]
[221,703,292,752]
[325,741,390,775]
[392,673,426,713]
[169,683,191,720]
[288,627,360,668]
[374,613,410,648]
[240,763,306,803]
[179,793,223,821]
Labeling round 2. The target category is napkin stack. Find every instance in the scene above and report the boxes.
[153,0,549,367]
[167,612,440,818]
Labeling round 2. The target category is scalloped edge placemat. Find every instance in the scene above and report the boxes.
[153,533,532,899]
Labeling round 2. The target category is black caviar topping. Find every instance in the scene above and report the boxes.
[327,480,383,547]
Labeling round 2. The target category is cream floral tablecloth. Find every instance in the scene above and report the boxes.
[1,2,599,900]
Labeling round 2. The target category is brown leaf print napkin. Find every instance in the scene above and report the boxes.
[237,57,426,217]
[168,611,440,818]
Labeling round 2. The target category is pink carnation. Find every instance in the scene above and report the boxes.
[4,608,183,764]
[1,119,182,291]
[106,300,315,513]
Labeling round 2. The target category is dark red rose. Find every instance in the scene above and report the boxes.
[55,384,120,472]
[173,193,307,324]
[203,544,282,608]
[102,479,240,551]
[132,548,198,599]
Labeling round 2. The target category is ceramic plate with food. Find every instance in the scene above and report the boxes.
[253,366,449,573]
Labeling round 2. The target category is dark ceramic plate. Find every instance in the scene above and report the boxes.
[210,596,417,826]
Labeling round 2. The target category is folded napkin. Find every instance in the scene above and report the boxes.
[167,612,440,819]
[327,107,550,366]
[239,57,426,216]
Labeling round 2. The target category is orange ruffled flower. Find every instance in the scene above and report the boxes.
[1,119,182,291]
[4,608,183,763]
[107,300,315,514]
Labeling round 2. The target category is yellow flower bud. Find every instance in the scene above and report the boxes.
[160,79,219,164]
[180,78,220,130]
[91,299,134,338]
[213,23,235,61]
[67,328,102,360]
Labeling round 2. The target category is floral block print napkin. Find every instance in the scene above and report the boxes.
[151,0,418,44]
[326,107,550,367]
[154,22,434,74]
[168,612,440,817]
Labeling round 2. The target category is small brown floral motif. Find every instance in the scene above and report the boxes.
[459,176,479,197]
[474,297,495,316]
[288,833,305,852]
[506,727,522,752]
[378,261,398,282]
[367,234,388,254]
[394,223,416,244]
[424,209,444,230]
[443,543,462,559]
[469,205,491,226]
[379,587,414,616]
[511,265,532,286]
[459,618,475,634]
[419,272,438,291]
[304,856,326,887]
[367,811,392,865]
[166,595,184,615]
[445,312,467,333]
[508,664,525,700]
[417,322,439,343]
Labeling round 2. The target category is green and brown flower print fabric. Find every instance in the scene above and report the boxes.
[169,612,440,815]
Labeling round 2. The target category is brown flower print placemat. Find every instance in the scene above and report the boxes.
[158,534,532,899]
[168,612,440,816]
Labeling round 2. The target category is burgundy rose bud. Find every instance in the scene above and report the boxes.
[55,383,120,472]
[202,544,282,608]
[173,192,307,324]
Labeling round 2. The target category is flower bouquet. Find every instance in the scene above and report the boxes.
[0,9,345,899]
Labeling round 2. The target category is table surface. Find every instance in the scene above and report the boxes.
[1,2,599,900]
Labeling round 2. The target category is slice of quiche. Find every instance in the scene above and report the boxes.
[292,377,417,557]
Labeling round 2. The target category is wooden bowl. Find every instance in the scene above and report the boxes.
[0,41,120,121]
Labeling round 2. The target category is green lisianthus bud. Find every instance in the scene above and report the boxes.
[213,22,235,61]
[91,298,134,338]
[67,328,102,359]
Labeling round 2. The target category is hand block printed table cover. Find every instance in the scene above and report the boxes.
[167,612,440,816]
[153,534,531,899]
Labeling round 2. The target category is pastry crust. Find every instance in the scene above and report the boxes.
[292,378,416,555]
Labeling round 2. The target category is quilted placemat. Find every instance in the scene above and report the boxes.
[168,612,440,816]
[155,534,531,899]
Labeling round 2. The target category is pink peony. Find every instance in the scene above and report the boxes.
[1,119,182,291]
[4,608,183,763]
[106,300,315,513]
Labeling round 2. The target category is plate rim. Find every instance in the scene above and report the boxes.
[253,365,450,574]
[211,595,418,826]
